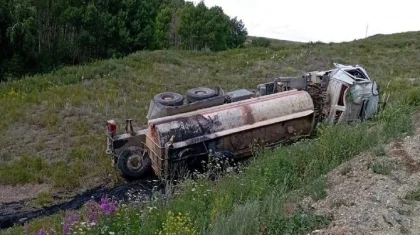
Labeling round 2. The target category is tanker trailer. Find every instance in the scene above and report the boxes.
[106,81,316,179]
[144,89,315,179]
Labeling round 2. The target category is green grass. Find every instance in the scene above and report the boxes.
[371,145,387,157]
[266,209,331,235]
[0,156,50,185]
[1,31,420,234]
[0,145,116,189]
[34,191,54,207]
[306,175,328,201]
[405,188,420,201]
[369,161,393,175]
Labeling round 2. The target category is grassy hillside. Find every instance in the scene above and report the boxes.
[1,31,420,193]
[1,31,420,234]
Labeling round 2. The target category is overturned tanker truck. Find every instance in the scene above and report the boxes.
[106,63,381,179]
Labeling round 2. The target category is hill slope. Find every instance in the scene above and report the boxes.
[0,31,420,234]
[1,31,420,199]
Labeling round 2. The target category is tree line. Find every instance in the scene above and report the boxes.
[0,0,248,81]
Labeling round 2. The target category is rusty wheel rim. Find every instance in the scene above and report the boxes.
[162,95,174,101]
[195,91,207,95]
[127,155,142,171]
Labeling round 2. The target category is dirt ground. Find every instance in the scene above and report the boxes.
[307,117,420,235]
[0,184,50,204]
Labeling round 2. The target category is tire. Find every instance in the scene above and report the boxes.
[118,146,152,179]
[186,87,216,103]
[153,92,184,106]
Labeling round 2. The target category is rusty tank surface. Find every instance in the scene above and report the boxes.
[145,89,314,178]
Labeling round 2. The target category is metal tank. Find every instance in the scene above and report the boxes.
[145,89,315,178]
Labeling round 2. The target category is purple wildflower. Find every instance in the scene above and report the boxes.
[37,228,47,235]
[87,200,99,226]
[99,195,118,216]
[63,212,80,235]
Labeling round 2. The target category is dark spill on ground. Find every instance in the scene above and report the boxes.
[0,178,161,230]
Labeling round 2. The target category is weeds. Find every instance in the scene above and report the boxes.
[306,175,327,201]
[371,145,387,157]
[405,188,420,201]
[402,88,420,106]
[69,147,91,161]
[72,121,89,136]
[34,139,46,152]
[51,161,85,189]
[370,161,393,175]
[35,191,54,207]
[267,210,331,235]
[0,156,50,185]
[0,155,90,190]
[209,201,260,235]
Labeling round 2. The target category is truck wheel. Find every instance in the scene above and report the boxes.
[186,87,216,103]
[118,146,151,179]
[153,92,184,106]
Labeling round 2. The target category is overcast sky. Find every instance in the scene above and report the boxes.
[191,0,420,42]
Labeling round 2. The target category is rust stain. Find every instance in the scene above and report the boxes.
[242,104,255,125]
[150,124,158,140]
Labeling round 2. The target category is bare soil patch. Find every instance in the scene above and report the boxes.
[0,184,50,204]
[306,119,420,235]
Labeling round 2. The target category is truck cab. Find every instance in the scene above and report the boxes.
[304,63,380,124]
